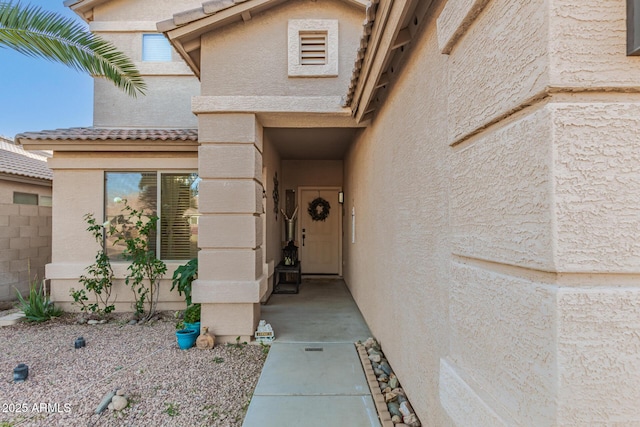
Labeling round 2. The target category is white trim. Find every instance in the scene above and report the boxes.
[288,20,339,77]
[192,96,349,114]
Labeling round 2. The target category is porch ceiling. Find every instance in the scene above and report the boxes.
[266,128,358,160]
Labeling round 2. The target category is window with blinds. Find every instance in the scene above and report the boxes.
[142,34,172,62]
[300,32,328,65]
[160,173,199,260]
[104,171,199,261]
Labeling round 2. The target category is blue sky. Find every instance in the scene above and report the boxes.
[0,0,93,139]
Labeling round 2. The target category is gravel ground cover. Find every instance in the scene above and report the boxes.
[0,313,267,427]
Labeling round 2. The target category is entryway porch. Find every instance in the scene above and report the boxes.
[243,278,379,427]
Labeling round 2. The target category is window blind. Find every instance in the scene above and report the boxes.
[142,34,172,62]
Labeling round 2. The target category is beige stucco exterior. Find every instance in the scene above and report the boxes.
[16,0,640,424]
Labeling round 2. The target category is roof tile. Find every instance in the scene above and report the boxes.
[0,141,52,181]
[16,127,198,142]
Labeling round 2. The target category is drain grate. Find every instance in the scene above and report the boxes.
[304,347,324,352]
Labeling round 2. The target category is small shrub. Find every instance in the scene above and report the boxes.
[165,402,179,417]
[183,303,201,324]
[114,200,167,321]
[15,279,62,323]
[70,213,115,317]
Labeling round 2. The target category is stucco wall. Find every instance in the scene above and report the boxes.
[346,0,640,425]
[93,77,199,128]
[281,160,343,191]
[262,132,282,297]
[199,0,362,97]
[90,0,200,128]
[344,4,451,423]
[45,152,198,311]
[0,181,51,301]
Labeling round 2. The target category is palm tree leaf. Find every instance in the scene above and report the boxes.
[0,1,146,97]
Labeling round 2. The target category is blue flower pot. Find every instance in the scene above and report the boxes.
[184,321,200,334]
[176,329,198,350]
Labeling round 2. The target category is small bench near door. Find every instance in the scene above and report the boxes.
[273,261,302,294]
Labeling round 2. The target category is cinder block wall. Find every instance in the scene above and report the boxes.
[0,203,52,301]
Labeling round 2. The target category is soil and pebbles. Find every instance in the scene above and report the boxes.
[0,312,266,427]
[357,337,421,427]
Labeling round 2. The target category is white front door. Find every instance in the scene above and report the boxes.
[299,188,341,274]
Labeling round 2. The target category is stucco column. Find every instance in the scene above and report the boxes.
[193,113,266,343]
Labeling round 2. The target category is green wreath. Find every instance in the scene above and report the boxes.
[308,197,331,222]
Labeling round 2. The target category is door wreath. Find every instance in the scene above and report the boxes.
[308,197,331,222]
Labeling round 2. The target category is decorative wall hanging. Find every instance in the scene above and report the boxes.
[308,197,331,222]
[272,172,279,221]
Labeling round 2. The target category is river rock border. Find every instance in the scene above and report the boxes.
[356,338,421,427]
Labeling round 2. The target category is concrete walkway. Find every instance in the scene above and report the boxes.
[243,278,380,427]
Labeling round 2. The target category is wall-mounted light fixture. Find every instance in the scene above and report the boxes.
[338,191,344,204]
[628,0,640,55]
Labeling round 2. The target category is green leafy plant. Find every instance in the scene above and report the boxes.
[183,303,201,324]
[70,213,115,317]
[170,257,197,307]
[113,200,167,322]
[213,356,224,364]
[15,278,62,323]
[0,2,146,97]
[165,402,179,417]
[227,336,247,350]
[260,342,270,356]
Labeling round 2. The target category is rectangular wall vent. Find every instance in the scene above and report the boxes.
[305,347,324,352]
[300,32,328,65]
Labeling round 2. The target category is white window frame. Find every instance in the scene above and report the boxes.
[288,19,339,77]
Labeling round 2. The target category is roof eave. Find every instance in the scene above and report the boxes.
[63,0,111,22]
[347,0,433,123]
[160,0,367,79]
[17,139,199,152]
[0,172,52,187]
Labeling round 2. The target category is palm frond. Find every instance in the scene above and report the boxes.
[0,1,146,97]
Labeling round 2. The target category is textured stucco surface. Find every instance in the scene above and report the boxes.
[439,358,507,427]
[450,106,554,270]
[557,287,640,425]
[436,0,490,54]
[344,6,451,424]
[93,77,199,128]
[449,261,556,425]
[446,0,549,144]
[94,0,203,23]
[551,102,640,272]
[262,132,282,297]
[549,0,640,89]
[199,0,362,98]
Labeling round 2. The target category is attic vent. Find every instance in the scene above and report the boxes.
[300,32,327,65]
[288,19,338,77]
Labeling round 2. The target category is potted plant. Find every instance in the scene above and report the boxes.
[171,258,200,342]
[175,328,198,350]
[183,303,201,333]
